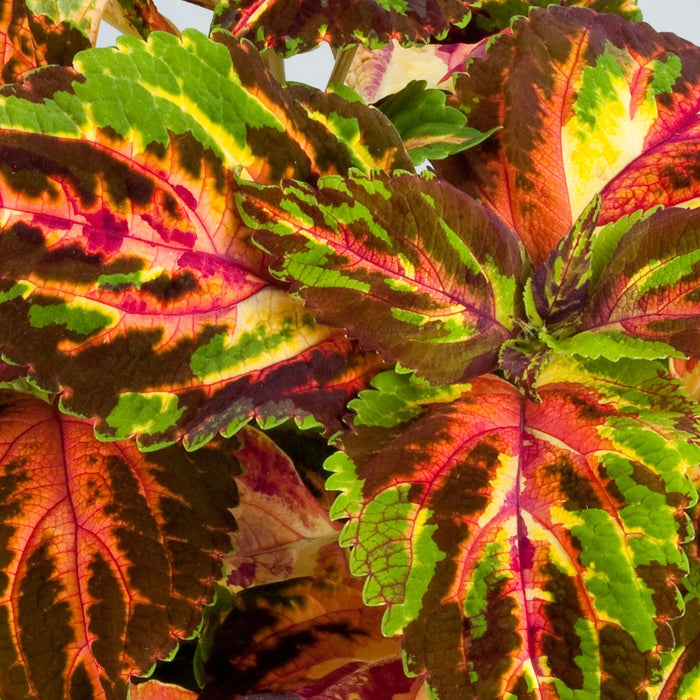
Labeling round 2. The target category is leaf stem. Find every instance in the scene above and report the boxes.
[263,51,286,82]
[327,45,358,88]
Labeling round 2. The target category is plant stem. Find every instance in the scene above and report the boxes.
[263,51,285,82]
[327,45,358,88]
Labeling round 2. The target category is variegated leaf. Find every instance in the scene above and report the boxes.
[671,358,700,402]
[471,0,641,35]
[55,30,409,181]
[346,41,477,103]
[128,681,198,700]
[225,426,340,590]
[526,197,601,331]
[582,206,700,359]
[0,122,376,449]
[0,0,90,84]
[212,0,473,57]
[436,6,700,265]
[238,171,527,385]
[101,0,179,40]
[200,542,403,699]
[327,357,699,698]
[25,0,109,43]
[343,1,640,104]
[656,497,700,700]
[0,389,239,700]
[0,34,394,448]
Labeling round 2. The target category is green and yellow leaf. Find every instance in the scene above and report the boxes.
[0,33,398,448]
[328,357,699,697]
[437,6,700,265]
[239,171,527,385]
[582,206,700,360]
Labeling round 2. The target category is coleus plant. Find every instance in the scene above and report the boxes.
[1,0,700,698]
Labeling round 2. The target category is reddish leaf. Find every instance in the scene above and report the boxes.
[471,0,641,36]
[0,0,90,84]
[328,358,699,697]
[213,0,473,57]
[656,498,700,700]
[344,1,641,104]
[671,357,700,402]
[102,0,179,40]
[128,681,198,699]
[0,64,387,448]
[436,6,700,265]
[0,390,239,699]
[0,359,26,384]
[582,206,700,359]
[225,427,340,590]
[201,542,402,699]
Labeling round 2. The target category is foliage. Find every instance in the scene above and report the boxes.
[1,0,700,698]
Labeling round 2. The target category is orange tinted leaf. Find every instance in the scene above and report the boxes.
[0,95,381,449]
[202,542,403,698]
[0,0,90,84]
[128,680,198,699]
[437,6,700,265]
[294,657,426,699]
[671,358,700,402]
[0,390,239,699]
[226,427,340,590]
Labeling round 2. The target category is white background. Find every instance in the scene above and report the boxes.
[97,0,700,89]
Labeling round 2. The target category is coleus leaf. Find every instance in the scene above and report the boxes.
[377,80,497,165]
[24,0,109,43]
[293,657,425,699]
[343,0,640,104]
[57,30,410,181]
[0,122,381,449]
[327,356,700,698]
[0,389,239,700]
[128,681,198,699]
[657,492,700,700]
[101,0,179,40]
[582,206,700,360]
[0,0,90,84]
[200,541,404,699]
[238,171,527,385]
[525,197,601,332]
[212,0,473,57]
[658,595,700,699]
[0,32,400,448]
[671,358,700,402]
[346,41,477,103]
[224,426,340,590]
[471,0,641,36]
[436,6,700,265]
